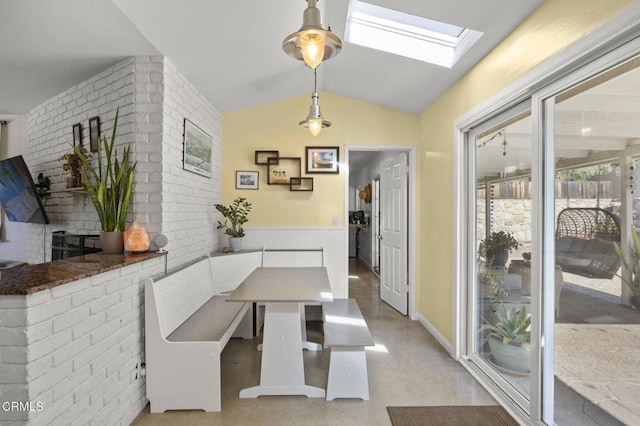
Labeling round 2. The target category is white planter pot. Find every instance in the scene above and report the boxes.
[229,237,243,252]
[488,336,530,374]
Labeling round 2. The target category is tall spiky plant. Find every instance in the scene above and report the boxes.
[480,304,530,346]
[614,229,640,296]
[74,108,136,232]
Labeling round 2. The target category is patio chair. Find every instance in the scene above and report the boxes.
[555,207,621,279]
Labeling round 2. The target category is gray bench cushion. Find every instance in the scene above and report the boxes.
[323,298,374,347]
[167,296,245,342]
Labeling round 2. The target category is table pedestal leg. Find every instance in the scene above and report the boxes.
[240,302,325,398]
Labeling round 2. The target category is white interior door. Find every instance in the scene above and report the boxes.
[380,153,408,315]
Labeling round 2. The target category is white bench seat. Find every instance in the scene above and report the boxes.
[167,296,247,345]
[145,255,253,413]
[322,298,374,401]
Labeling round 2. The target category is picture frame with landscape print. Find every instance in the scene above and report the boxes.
[306,146,339,174]
[183,118,213,178]
[236,170,259,190]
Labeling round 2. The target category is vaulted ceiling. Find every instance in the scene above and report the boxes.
[0,0,542,115]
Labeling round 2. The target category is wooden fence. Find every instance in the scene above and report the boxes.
[478,180,613,200]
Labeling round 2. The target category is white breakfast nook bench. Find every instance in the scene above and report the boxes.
[145,248,374,412]
[322,298,375,401]
[144,253,256,413]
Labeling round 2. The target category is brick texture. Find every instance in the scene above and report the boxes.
[1,55,223,425]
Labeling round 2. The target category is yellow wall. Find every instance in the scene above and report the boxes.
[222,0,635,346]
[222,92,420,226]
[418,0,636,341]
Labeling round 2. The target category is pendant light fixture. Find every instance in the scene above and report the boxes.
[300,68,331,136]
[282,0,342,69]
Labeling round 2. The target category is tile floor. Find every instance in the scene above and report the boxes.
[133,259,639,425]
[132,259,496,425]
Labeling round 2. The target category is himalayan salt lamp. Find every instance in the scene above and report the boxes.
[124,221,151,252]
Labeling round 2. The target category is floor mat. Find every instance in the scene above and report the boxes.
[387,405,518,426]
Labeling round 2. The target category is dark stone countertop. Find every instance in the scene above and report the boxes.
[0,251,167,295]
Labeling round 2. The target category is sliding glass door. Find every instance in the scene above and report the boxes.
[541,53,640,426]
[465,102,533,417]
[461,38,640,425]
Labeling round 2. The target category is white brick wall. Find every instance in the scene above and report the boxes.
[0,256,166,426]
[161,58,222,269]
[23,56,222,269]
[5,55,224,424]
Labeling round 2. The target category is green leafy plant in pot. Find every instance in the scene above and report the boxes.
[614,228,640,309]
[214,197,252,252]
[480,303,531,374]
[479,231,520,268]
[74,108,136,254]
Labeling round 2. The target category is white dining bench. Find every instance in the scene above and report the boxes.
[322,298,374,401]
[144,255,253,412]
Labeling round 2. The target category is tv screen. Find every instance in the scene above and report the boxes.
[0,155,49,224]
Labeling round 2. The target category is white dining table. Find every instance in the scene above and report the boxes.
[226,266,334,398]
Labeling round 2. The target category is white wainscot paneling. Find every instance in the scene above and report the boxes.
[238,227,348,298]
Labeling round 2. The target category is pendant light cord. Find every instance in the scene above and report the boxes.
[314,67,317,92]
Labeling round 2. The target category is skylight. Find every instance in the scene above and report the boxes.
[345,1,484,68]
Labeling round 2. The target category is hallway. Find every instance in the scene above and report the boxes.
[133,259,496,425]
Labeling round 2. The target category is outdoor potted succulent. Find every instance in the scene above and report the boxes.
[60,146,90,188]
[614,228,640,309]
[480,303,531,374]
[74,108,136,254]
[214,196,252,252]
[479,231,520,267]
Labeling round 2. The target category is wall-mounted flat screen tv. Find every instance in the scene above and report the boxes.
[0,155,49,224]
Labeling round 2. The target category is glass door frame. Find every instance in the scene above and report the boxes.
[463,102,533,421]
[453,10,640,425]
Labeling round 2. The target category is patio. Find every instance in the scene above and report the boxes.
[555,275,640,425]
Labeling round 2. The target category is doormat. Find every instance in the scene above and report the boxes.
[387,405,518,426]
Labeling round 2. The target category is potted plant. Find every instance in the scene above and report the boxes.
[214,196,252,252]
[614,228,640,309]
[479,231,520,267]
[480,303,531,374]
[60,146,90,188]
[74,108,136,254]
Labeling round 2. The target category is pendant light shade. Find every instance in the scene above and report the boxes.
[299,92,331,136]
[282,0,342,69]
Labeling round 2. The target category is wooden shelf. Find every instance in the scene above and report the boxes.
[47,187,87,194]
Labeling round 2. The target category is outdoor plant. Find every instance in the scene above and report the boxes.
[480,303,531,346]
[215,197,252,237]
[74,107,136,232]
[614,228,640,296]
[479,231,520,266]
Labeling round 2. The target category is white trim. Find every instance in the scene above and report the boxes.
[416,312,454,357]
[344,145,417,319]
[455,2,640,132]
[453,3,640,424]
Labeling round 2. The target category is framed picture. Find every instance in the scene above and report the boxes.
[183,118,213,178]
[89,116,100,153]
[305,146,339,174]
[236,170,259,190]
[255,150,279,165]
[267,157,301,185]
[290,177,314,192]
[73,123,82,147]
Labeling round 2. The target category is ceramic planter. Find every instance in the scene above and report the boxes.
[488,336,530,374]
[229,237,243,252]
[101,231,124,254]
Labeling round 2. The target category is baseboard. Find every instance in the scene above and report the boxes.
[416,312,455,358]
